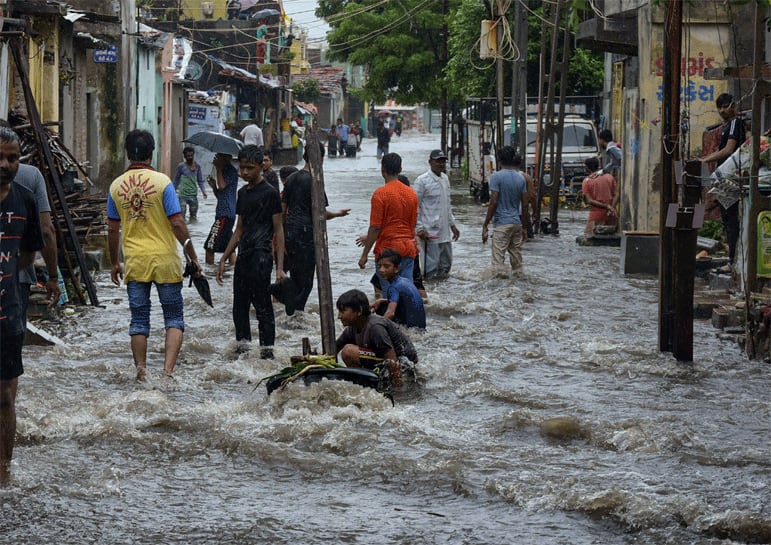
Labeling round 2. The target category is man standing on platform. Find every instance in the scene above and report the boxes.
[701,93,746,274]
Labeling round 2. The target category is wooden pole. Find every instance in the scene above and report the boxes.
[658,0,682,353]
[514,0,528,164]
[548,1,572,232]
[745,2,767,302]
[305,115,336,354]
[9,37,99,306]
[496,14,505,156]
[440,0,449,152]
[533,1,554,232]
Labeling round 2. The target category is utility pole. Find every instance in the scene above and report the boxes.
[512,0,528,162]
[495,11,505,154]
[440,0,449,152]
[658,0,682,356]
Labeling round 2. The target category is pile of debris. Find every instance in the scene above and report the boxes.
[7,110,105,307]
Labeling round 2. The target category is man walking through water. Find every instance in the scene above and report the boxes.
[358,152,418,294]
[172,146,208,221]
[280,143,349,315]
[107,129,202,382]
[413,149,460,279]
[482,146,531,276]
[0,127,44,484]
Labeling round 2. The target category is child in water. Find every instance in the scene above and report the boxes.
[371,249,426,330]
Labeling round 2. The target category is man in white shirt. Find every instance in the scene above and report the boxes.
[413,149,460,279]
[240,120,264,147]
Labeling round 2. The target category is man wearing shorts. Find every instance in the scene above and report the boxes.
[0,127,44,483]
[205,152,238,265]
[107,129,201,382]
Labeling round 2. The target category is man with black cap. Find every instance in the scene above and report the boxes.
[413,149,460,280]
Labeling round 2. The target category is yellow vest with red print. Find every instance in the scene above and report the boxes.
[109,167,183,283]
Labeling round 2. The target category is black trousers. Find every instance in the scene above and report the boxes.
[232,250,274,345]
[286,232,316,312]
[720,201,740,265]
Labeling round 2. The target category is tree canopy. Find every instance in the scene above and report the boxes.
[317,1,604,106]
[292,78,321,103]
[316,0,453,106]
[446,2,604,101]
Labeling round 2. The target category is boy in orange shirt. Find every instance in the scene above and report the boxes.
[358,153,418,293]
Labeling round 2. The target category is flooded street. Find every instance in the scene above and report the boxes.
[2,133,770,544]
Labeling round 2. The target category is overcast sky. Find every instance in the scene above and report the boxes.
[283,0,329,43]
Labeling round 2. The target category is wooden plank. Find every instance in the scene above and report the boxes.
[306,116,336,354]
[9,37,100,306]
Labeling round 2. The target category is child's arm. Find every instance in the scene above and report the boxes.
[383,301,398,321]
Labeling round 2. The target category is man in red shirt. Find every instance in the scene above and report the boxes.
[358,152,418,293]
[581,156,618,237]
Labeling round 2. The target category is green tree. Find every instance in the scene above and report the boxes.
[292,78,321,103]
[446,2,604,100]
[316,0,454,105]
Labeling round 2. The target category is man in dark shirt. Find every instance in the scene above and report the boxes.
[280,144,349,315]
[216,145,285,359]
[701,93,746,272]
[0,127,43,483]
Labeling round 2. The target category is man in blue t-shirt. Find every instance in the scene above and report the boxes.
[336,118,350,157]
[482,145,532,275]
[372,249,426,329]
[205,152,239,264]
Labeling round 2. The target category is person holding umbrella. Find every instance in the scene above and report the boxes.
[204,152,239,265]
[107,129,202,382]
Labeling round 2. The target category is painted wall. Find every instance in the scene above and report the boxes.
[28,16,59,124]
[622,4,731,232]
[136,46,162,168]
[182,0,227,22]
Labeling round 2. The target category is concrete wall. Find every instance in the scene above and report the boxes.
[621,3,733,232]
[137,46,162,169]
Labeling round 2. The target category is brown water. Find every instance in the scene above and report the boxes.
[2,134,769,544]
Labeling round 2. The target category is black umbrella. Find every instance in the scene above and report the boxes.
[250,8,280,19]
[184,261,213,307]
[183,131,243,155]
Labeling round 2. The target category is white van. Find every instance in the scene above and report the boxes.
[518,115,599,197]
[466,114,599,199]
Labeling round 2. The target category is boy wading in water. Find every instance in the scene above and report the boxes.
[216,145,285,359]
[371,249,426,330]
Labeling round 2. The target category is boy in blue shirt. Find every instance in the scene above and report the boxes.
[372,249,426,329]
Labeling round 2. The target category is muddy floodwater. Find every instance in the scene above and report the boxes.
[2,134,769,544]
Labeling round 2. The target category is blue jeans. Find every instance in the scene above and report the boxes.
[376,256,414,294]
[126,281,184,337]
